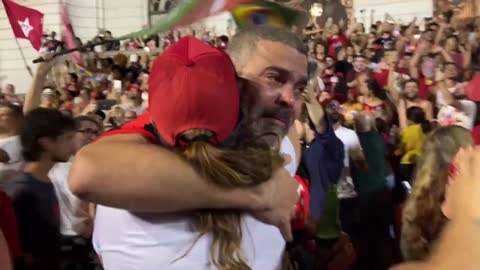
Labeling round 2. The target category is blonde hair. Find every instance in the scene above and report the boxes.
[179,129,284,270]
[401,126,473,261]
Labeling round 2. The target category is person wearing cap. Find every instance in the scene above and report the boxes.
[93,36,292,269]
[40,88,59,109]
[69,26,312,268]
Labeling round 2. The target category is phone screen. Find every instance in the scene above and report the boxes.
[113,80,122,92]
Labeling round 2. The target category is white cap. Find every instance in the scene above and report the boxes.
[129,54,139,63]
[42,88,55,96]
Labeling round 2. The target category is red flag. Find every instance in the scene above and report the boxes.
[178,0,254,26]
[2,0,44,51]
[60,0,82,64]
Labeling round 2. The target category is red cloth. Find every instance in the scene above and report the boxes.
[0,191,21,260]
[466,73,480,102]
[327,35,347,57]
[148,36,239,146]
[100,113,156,143]
[60,0,82,64]
[291,175,310,230]
[373,68,389,89]
[2,0,44,50]
[418,76,435,100]
[374,67,410,89]
[472,125,480,145]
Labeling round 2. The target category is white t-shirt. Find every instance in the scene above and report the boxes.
[436,99,477,130]
[93,137,297,270]
[50,162,91,236]
[0,136,23,181]
[334,126,361,199]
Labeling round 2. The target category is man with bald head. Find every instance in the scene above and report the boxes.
[351,112,392,270]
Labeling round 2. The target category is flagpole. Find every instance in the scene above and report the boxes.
[14,38,33,77]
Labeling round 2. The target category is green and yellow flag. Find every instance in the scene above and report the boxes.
[230,0,301,28]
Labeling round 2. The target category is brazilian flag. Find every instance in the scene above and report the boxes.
[230,0,300,28]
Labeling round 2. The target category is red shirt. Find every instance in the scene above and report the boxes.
[418,76,435,101]
[327,34,347,57]
[101,113,156,143]
[0,191,21,260]
[466,73,480,102]
[472,125,480,145]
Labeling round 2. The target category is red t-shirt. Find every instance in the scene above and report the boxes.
[471,125,480,145]
[418,76,435,101]
[0,191,21,260]
[373,67,410,89]
[101,113,156,143]
[466,73,480,102]
[327,34,347,57]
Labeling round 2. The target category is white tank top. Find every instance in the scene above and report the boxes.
[93,137,297,270]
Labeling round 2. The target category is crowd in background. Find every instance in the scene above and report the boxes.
[1,2,480,270]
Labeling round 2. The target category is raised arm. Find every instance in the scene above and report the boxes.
[23,55,56,114]
[302,77,326,134]
[69,133,299,240]
[386,63,400,104]
[69,134,260,211]
[409,47,423,79]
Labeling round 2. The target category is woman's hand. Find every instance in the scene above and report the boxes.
[253,163,299,241]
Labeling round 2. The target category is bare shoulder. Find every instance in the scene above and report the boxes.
[95,133,150,144]
[389,262,431,270]
[420,100,433,108]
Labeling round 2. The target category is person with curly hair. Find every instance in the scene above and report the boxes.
[401,125,473,261]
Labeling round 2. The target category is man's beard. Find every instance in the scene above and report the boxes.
[329,112,342,124]
[404,93,418,101]
[52,155,70,163]
[240,105,293,148]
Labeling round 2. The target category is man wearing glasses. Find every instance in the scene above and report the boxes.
[49,115,101,270]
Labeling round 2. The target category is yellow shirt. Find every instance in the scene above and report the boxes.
[342,102,362,124]
[400,124,425,164]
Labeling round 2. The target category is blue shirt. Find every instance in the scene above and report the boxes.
[297,115,344,219]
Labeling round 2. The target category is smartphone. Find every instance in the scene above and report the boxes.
[113,80,122,92]
[97,99,118,111]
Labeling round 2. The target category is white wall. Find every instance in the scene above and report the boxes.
[1,0,434,93]
[0,0,61,93]
[0,0,149,93]
[354,0,433,27]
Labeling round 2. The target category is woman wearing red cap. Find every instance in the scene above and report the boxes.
[93,36,296,270]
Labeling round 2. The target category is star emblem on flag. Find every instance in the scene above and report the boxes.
[18,17,34,37]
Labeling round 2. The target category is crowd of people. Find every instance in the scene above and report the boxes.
[1,3,480,270]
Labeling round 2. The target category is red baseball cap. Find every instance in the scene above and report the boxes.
[148,36,239,146]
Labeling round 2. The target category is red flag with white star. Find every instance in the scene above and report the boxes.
[2,0,44,51]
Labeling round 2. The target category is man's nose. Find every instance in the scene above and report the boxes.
[277,84,296,108]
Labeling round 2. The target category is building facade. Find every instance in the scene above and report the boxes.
[1,0,433,93]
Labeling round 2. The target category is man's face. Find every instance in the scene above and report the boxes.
[353,57,367,72]
[444,64,458,80]
[404,81,419,100]
[43,131,75,162]
[238,40,308,139]
[325,57,335,68]
[385,51,398,66]
[73,121,100,154]
[325,101,343,124]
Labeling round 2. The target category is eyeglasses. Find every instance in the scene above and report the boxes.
[77,128,100,136]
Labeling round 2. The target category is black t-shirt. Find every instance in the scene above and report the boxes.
[1,173,60,270]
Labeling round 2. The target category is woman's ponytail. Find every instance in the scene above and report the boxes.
[181,138,283,270]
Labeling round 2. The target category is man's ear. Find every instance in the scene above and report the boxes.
[38,137,53,152]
